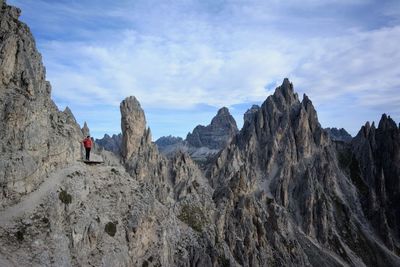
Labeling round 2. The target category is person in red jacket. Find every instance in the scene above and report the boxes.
[82,136,92,161]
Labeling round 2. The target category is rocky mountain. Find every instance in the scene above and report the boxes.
[1,1,400,266]
[155,135,183,148]
[208,78,400,266]
[155,107,238,163]
[243,104,260,125]
[325,127,352,142]
[187,107,239,150]
[95,133,122,156]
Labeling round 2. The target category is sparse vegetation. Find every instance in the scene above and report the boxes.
[105,222,117,236]
[218,256,230,267]
[16,229,25,241]
[178,204,207,232]
[111,168,120,175]
[59,189,72,204]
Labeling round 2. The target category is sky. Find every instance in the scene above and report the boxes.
[7,0,400,140]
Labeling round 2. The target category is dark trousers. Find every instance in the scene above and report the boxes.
[85,147,91,161]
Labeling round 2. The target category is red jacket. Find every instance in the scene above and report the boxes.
[83,138,92,148]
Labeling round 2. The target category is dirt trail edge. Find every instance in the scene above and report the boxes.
[0,164,80,227]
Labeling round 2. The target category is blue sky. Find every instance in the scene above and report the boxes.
[8,0,400,139]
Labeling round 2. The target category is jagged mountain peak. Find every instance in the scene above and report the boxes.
[81,121,90,136]
[325,127,352,142]
[240,78,325,152]
[271,77,299,105]
[210,79,400,265]
[379,113,398,130]
[186,106,238,149]
[243,104,261,125]
[216,106,230,116]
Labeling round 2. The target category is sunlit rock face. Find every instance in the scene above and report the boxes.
[0,1,82,207]
[120,96,149,161]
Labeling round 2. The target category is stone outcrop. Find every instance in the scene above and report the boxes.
[186,107,238,150]
[95,133,122,156]
[81,121,90,137]
[243,104,260,125]
[0,1,82,207]
[325,127,352,142]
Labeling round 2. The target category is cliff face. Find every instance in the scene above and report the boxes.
[351,115,400,251]
[95,133,122,156]
[0,2,82,207]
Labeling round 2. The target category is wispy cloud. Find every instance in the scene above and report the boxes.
[7,0,400,138]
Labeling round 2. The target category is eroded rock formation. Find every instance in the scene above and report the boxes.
[351,115,400,251]
[325,127,352,142]
[208,78,400,266]
[95,133,122,156]
[156,107,238,164]
[186,107,238,150]
[0,2,82,207]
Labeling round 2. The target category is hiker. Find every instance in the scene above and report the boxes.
[82,136,92,161]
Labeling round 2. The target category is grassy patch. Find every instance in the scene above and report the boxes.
[178,204,207,232]
[15,229,25,241]
[105,222,117,237]
[218,256,230,267]
[59,189,72,204]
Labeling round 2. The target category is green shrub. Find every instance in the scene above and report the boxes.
[59,189,72,204]
[178,205,207,232]
[105,222,117,237]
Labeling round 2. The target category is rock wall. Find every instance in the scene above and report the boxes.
[351,115,400,252]
[95,133,122,156]
[0,2,82,207]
